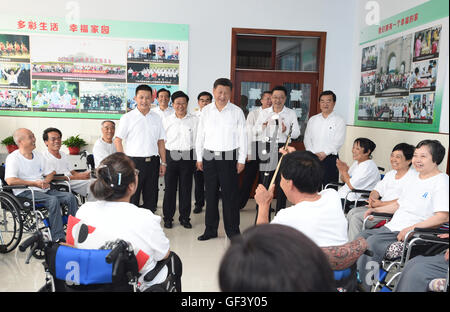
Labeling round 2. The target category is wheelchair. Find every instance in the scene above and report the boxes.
[19,230,182,292]
[362,213,449,292]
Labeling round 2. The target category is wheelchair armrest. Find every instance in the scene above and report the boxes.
[325,182,344,189]
[417,234,449,243]
[73,169,87,173]
[0,184,30,190]
[414,227,449,235]
[351,189,371,194]
[371,212,394,218]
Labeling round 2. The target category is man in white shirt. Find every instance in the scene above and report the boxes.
[238,91,272,210]
[192,91,212,214]
[162,91,197,229]
[255,150,348,248]
[92,120,117,168]
[303,90,346,187]
[41,127,93,201]
[5,128,78,242]
[114,85,167,213]
[253,86,301,213]
[195,78,247,240]
[153,88,174,120]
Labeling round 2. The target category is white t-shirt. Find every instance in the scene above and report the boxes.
[386,172,449,232]
[92,138,117,168]
[43,150,72,176]
[4,150,53,195]
[373,168,416,201]
[338,159,381,201]
[74,201,170,289]
[271,189,348,247]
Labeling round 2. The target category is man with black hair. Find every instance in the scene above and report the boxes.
[162,91,197,229]
[114,84,167,213]
[154,88,174,120]
[195,78,247,240]
[304,90,346,188]
[192,91,213,214]
[255,150,348,248]
[253,85,300,213]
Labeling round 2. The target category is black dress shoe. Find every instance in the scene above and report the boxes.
[180,220,192,229]
[197,233,218,241]
[164,220,173,229]
[193,206,203,214]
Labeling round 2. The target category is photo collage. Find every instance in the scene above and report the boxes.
[358,25,441,125]
[0,34,182,116]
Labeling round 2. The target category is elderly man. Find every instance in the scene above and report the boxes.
[5,128,78,242]
[92,120,117,168]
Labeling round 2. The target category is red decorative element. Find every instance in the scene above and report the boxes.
[68,146,80,155]
[6,145,18,153]
[136,250,150,272]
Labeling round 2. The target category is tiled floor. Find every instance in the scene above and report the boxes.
[0,196,262,292]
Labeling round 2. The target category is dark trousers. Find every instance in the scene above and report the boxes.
[194,170,205,208]
[202,149,240,239]
[130,156,160,212]
[163,150,195,222]
[321,154,339,188]
[238,141,260,209]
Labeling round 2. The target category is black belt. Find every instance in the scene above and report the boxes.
[130,155,159,162]
[167,149,195,161]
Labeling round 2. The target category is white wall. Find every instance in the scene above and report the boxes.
[1,0,359,153]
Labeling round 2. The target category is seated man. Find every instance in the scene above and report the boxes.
[356,140,449,292]
[92,120,117,168]
[42,127,93,201]
[5,128,78,242]
[255,150,349,248]
[347,143,416,241]
[336,137,381,211]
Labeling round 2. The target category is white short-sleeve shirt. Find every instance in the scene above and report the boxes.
[271,189,348,247]
[373,168,416,202]
[386,172,449,232]
[163,113,198,151]
[338,159,381,201]
[115,108,165,157]
[4,150,53,195]
[92,138,117,168]
[43,150,72,176]
[74,201,170,288]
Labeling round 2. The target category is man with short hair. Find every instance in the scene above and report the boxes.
[5,128,78,242]
[303,90,346,187]
[153,88,174,120]
[192,91,213,214]
[253,86,301,213]
[114,84,167,213]
[92,120,117,168]
[196,78,247,240]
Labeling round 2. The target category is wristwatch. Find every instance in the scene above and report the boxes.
[161,162,167,166]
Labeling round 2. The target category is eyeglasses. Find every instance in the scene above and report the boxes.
[48,137,62,142]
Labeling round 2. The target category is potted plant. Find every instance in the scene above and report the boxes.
[1,136,19,153]
[62,135,87,155]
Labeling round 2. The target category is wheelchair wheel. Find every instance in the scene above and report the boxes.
[0,192,23,253]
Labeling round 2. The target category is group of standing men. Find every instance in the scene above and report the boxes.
[114,78,346,241]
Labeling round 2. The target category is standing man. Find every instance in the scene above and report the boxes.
[196,78,247,240]
[192,91,213,214]
[303,90,346,187]
[153,88,174,120]
[253,86,300,213]
[162,91,197,229]
[92,120,117,168]
[114,84,167,213]
[238,91,272,210]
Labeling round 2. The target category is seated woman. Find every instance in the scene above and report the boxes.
[336,137,381,212]
[356,140,449,292]
[69,152,176,292]
[347,143,416,241]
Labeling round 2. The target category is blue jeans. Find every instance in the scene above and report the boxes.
[19,189,78,241]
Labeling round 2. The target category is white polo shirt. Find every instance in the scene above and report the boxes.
[153,106,174,120]
[271,188,348,247]
[195,102,247,164]
[386,172,449,232]
[115,108,166,157]
[4,150,53,195]
[373,168,416,201]
[253,106,301,144]
[163,113,198,151]
[303,111,346,156]
[92,138,117,168]
[338,159,381,201]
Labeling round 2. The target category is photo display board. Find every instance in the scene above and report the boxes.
[0,15,188,119]
[355,0,448,132]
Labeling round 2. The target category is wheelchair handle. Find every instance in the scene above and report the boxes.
[19,231,42,252]
[105,240,128,264]
[418,234,449,243]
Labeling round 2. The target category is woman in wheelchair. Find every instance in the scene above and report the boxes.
[68,152,180,292]
[347,143,416,241]
[336,137,381,212]
[356,140,449,291]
